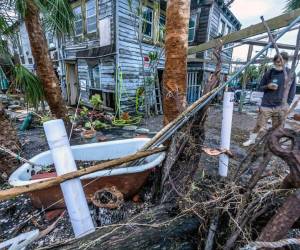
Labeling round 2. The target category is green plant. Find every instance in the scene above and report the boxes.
[136,87,145,113]
[149,51,158,62]
[80,107,89,117]
[84,120,109,130]
[92,120,109,130]
[90,94,102,110]
[40,115,52,124]
[13,64,44,107]
[145,76,155,87]
[84,121,92,129]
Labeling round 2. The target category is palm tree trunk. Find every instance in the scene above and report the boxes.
[0,104,21,181]
[163,0,191,125]
[24,0,68,122]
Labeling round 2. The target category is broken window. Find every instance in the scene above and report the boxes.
[188,14,197,42]
[142,6,153,38]
[226,25,231,35]
[74,6,83,36]
[86,0,97,33]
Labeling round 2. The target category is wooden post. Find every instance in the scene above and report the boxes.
[239,45,253,112]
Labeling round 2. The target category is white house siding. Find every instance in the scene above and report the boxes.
[117,0,165,112]
[204,3,237,74]
[18,23,35,72]
[64,0,115,105]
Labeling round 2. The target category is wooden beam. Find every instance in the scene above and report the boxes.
[0,147,166,201]
[188,8,300,55]
[187,57,246,65]
[187,54,300,65]
[243,39,296,50]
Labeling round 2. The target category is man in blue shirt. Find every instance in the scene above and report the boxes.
[243,52,296,146]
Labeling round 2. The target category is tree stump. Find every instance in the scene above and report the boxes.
[42,205,201,250]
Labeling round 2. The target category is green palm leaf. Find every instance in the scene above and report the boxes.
[284,0,300,12]
[13,64,44,107]
[34,0,74,35]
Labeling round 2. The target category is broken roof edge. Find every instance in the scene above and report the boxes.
[188,8,300,55]
[192,0,241,30]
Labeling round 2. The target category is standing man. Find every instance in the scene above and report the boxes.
[243,52,296,146]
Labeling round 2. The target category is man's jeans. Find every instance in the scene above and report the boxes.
[253,106,287,133]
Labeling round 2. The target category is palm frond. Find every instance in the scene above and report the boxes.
[284,0,300,12]
[34,0,74,35]
[15,0,27,18]
[0,15,9,32]
[13,64,44,107]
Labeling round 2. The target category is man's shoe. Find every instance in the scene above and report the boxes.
[242,133,257,147]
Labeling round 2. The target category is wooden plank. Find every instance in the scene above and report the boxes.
[243,39,296,50]
[188,8,300,55]
[188,53,300,64]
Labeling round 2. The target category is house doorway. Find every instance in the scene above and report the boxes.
[66,62,78,105]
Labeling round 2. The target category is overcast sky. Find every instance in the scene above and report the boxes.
[230,0,298,61]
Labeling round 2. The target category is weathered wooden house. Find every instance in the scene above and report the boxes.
[187,0,241,102]
[15,0,240,113]
[9,22,36,72]
[61,0,166,114]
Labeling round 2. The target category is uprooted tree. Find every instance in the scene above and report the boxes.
[44,41,300,250]
[38,6,300,250]
[2,2,300,250]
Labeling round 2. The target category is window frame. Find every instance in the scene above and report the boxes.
[225,25,231,35]
[86,0,97,34]
[73,5,83,36]
[188,14,197,43]
[157,13,166,43]
[141,5,154,39]
[218,19,226,36]
[91,64,101,89]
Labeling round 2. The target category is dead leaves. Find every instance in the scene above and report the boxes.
[201,147,233,158]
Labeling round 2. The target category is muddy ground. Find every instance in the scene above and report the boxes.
[0,103,291,249]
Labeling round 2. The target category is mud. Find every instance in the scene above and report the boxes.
[0,104,266,249]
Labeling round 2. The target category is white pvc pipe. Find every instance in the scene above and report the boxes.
[0,229,39,250]
[219,92,234,177]
[43,119,95,238]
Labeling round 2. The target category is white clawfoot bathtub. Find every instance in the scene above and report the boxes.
[9,138,165,208]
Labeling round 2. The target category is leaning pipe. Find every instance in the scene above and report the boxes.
[43,119,95,238]
[219,92,234,177]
